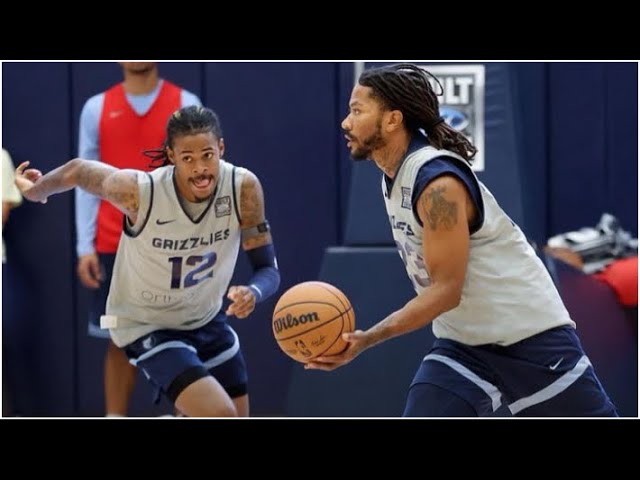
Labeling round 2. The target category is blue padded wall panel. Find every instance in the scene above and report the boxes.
[286,247,431,416]
[203,62,340,415]
[2,63,75,415]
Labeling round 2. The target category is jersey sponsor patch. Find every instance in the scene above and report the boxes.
[215,196,232,217]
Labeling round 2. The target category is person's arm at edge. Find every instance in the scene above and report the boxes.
[2,150,22,226]
[2,203,10,226]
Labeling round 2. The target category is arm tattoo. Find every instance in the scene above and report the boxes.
[240,171,272,249]
[76,162,139,216]
[105,174,139,214]
[422,185,458,231]
[76,162,115,197]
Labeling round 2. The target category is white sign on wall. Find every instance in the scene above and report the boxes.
[419,64,486,171]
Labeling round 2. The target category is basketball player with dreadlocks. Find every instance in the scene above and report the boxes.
[305,63,617,417]
[76,62,201,417]
[15,106,280,417]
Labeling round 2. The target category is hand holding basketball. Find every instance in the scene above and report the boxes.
[303,329,370,371]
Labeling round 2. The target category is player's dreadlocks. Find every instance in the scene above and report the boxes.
[359,63,477,163]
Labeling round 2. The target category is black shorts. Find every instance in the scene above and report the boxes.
[124,316,248,403]
[406,326,618,417]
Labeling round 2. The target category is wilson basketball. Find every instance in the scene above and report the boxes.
[272,281,355,363]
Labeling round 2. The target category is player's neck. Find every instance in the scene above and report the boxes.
[122,70,160,95]
[372,138,409,179]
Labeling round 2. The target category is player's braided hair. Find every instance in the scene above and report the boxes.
[144,105,223,168]
[359,63,477,163]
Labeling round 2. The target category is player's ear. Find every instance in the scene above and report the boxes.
[385,109,404,133]
[167,147,176,165]
[218,138,225,157]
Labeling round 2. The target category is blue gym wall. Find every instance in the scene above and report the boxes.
[514,62,638,243]
[1,62,637,416]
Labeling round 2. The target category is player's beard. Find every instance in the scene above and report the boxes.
[349,120,386,161]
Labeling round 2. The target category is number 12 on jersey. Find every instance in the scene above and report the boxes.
[168,252,217,289]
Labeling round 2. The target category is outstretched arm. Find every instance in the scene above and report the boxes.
[226,170,280,319]
[15,159,140,219]
[306,175,473,370]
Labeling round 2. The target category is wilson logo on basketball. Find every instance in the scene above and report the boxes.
[273,312,320,333]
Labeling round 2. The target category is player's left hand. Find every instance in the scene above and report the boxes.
[304,330,369,371]
[225,285,257,319]
[15,161,46,203]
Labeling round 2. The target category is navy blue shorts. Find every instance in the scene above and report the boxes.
[405,326,618,417]
[123,316,248,403]
[87,253,115,339]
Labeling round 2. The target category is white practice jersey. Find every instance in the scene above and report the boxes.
[106,160,245,347]
[383,146,575,346]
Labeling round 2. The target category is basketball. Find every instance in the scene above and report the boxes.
[272,281,355,363]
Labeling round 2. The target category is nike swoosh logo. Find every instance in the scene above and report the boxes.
[156,219,175,225]
[549,358,563,370]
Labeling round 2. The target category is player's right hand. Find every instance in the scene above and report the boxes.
[15,161,47,203]
[77,253,103,289]
[304,330,370,371]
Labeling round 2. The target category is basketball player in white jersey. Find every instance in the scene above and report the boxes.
[306,64,617,417]
[15,106,280,417]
